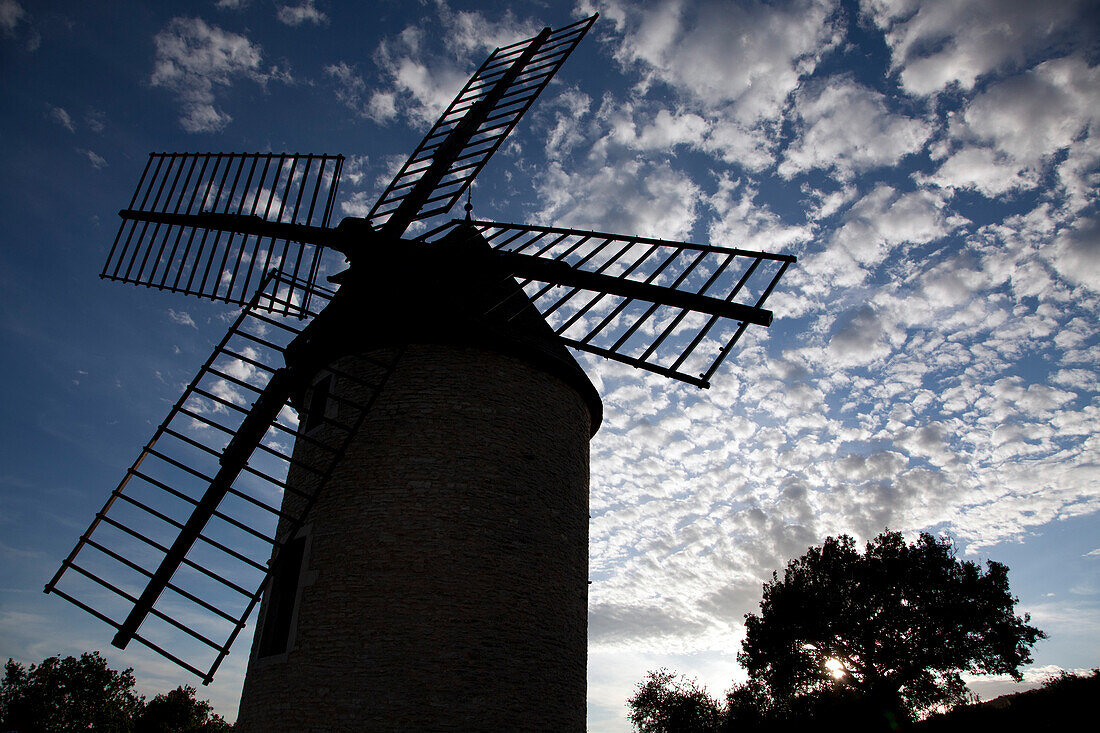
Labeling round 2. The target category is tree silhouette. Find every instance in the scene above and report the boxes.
[738,530,1045,721]
[1,652,142,732]
[628,669,722,733]
[136,685,231,732]
[1,653,230,732]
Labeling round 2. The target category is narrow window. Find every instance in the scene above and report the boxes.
[304,373,333,433]
[257,534,307,658]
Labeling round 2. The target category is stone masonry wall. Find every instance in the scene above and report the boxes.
[236,343,593,731]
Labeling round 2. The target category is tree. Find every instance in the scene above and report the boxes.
[720,678,778,730]
[737,530,1045,722]
[1,652,142,732]
[1,653,231,732]
[136,685,232,733]
[628,669,722,733]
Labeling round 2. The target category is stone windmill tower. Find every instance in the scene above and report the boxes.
[46,14,794,731]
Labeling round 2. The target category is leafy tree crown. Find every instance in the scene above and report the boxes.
[737,530,1045,719]
[1,652,231,732]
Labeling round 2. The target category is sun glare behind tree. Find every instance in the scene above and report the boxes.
[738,530,1045,722]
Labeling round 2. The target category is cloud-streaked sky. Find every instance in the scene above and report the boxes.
[1,1,1097,730]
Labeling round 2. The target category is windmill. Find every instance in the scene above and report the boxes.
[46,13,794,731]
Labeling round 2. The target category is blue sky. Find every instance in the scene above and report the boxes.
[1,0,1098,730]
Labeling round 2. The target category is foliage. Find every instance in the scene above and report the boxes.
[1,652,142,732]
[136,686,232,732]
[628,530,1047,732]
[627,672,908,732]
[720,678,776,729]
[737,530,1045,721]
[628,669,723,733]
[721,679,908,732]
[1,653,230,733]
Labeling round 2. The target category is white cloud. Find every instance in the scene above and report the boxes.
[360,1,540,128]
[535,158,700,240]
[589,95,783,171]
[921,146,1038,197]
[894,423,959,468]
[1049,215,1100,292]
[862,0,1089,96]
[917,56,1100,231]
[0,0,24,34]
[604,0,839,121]
[826,304,905,367]
[324,61,376,119]
[965,664,1096,702]
[1056,131,1100,215]
[707,176,812,254]
[778,77,933,180]
[84,109,105,133]
[366,91,397,123]
[828,185,962,268]
[340,191,374,218]
[949,56,1100,170]
[434,1,540,55]
[276,1,327,27]
[702,119,775,172]
[607,106,708,153]
[49,106,75,132]
[566,0,845,173]
[371,29,472,127]
[1050,367,1099,391]
[337,154,369,188]
[589,601,711,647]
[336,153,411,218]
[581,206,1088,623]
[79,149,107,169]
[543,88,593,162]
[983,377,1076,420]
[150,17,280,133]
[167,309,197,329]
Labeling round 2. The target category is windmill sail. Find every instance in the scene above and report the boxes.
[103,152,345,317]
[421,220,796,387]
[45,272,400,682]
[368,15,597,235]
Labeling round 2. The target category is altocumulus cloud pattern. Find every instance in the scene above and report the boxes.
[0,2,1097,731]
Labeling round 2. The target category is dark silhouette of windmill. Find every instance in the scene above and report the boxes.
[46,14,794,731]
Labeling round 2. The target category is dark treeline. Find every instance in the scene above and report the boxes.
[1,652,231,732]
[630,669,1097,732]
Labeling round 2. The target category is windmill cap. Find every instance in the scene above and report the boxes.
[286,223,603,434]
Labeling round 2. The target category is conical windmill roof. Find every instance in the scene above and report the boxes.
[287,222,603,433]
